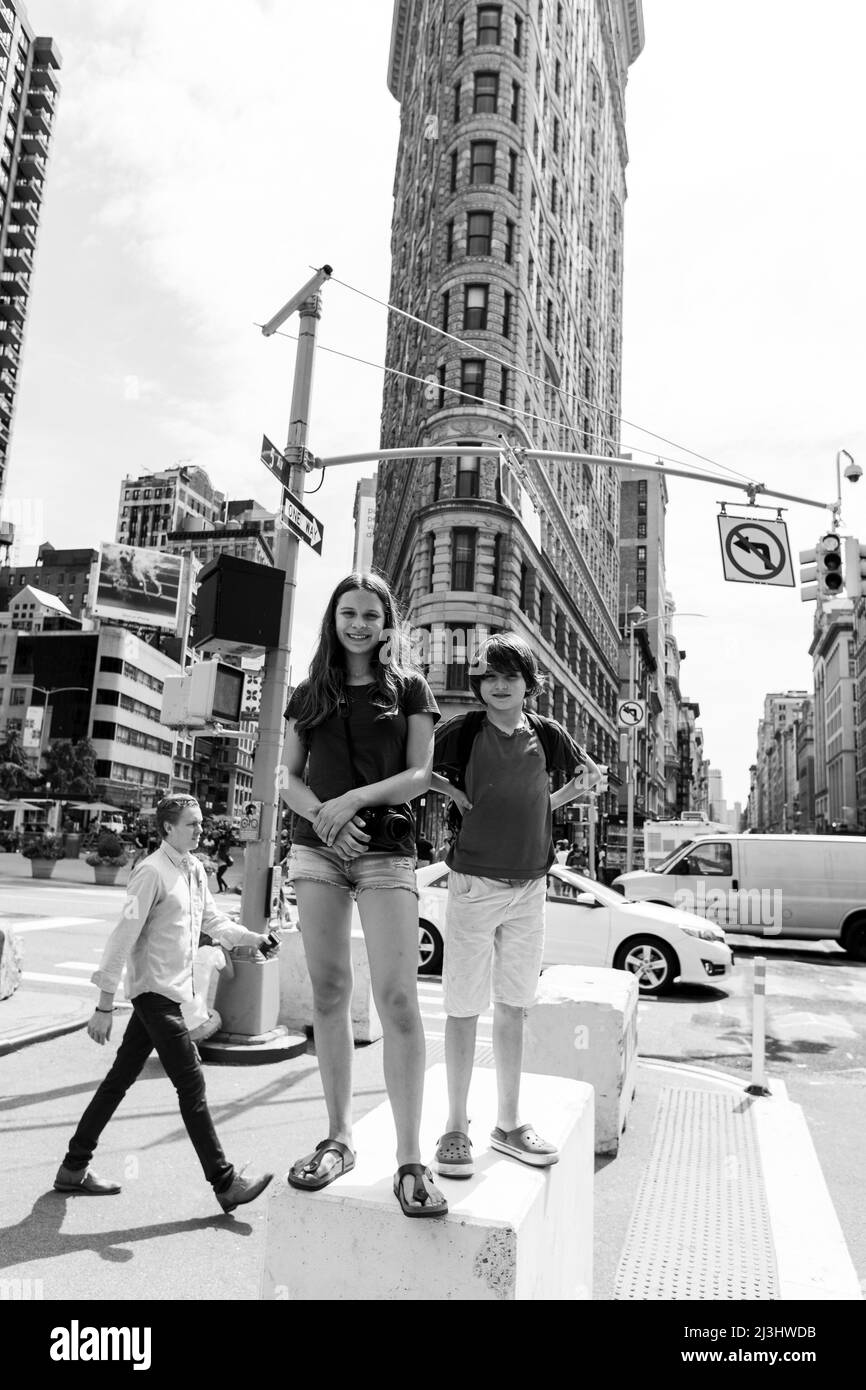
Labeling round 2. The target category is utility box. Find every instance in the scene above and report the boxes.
[192,554,284,655]
[160,659,245,728]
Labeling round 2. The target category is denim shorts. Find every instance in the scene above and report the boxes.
[285,844,418,898]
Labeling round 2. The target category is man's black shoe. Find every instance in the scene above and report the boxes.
[54,1164,121,1196]
[216,1167,274,1214]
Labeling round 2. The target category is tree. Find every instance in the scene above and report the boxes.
[42,738,97,798]
[0,730,35,798]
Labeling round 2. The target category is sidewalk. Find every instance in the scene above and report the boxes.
[0,988,861,1301]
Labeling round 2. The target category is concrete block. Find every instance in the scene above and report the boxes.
[261,1064,593,1301]
[277,926,382,1044]
[523,965,638,1155]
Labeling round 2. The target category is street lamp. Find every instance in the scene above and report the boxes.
[30,685,89,829]
[624,611,706,872]
[832,449,860,531]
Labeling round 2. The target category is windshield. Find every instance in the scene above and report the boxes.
[650,841,695,873]
[549,865,629,908]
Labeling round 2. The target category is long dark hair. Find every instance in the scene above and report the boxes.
[291,572,411,738]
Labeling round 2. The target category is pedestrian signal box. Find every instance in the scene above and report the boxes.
[844,537,866,599]
[160,660,245,729]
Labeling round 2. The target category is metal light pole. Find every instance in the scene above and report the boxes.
[624,606,645,873]
[240,266,332,934]
[30,685,88,830]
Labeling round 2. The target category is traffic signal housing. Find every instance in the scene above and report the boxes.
[817,533,844,599]
[160,660,245,729]
[844,537,866,599]
[798,545,818,603]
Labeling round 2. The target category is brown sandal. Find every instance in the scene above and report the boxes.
[393,1163,448,1218]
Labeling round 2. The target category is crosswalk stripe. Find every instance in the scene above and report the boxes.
[5,916,104,934]
[22,971,125,998]
[55,961,101,971]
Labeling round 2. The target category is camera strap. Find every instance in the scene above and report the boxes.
[338,691,364,791]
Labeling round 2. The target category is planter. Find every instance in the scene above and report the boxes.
[92,865,123,886]
[28,859,57,880]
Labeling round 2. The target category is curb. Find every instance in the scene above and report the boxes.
[0,1008,90,1057]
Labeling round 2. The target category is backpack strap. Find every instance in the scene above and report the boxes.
[525,711,558,773]
[453,709,487,789]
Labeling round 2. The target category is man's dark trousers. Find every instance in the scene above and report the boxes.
[62,993,233,1192]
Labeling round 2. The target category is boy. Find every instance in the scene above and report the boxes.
[429,633,600,1176]
[55,794,274,1215]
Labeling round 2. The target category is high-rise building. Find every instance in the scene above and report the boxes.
[115,465,225,550]
[375,1,644,801]
[352,476,377,573]
[0,7,61,505]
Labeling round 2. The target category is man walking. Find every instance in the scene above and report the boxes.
[54,794,274,1214]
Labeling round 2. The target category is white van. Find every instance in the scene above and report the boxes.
[614,834,866,959]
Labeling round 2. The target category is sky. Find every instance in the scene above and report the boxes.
[6,0,866,806]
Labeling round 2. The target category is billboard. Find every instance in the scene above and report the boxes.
[92,543,184,632]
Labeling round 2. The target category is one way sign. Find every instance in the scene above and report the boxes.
[282,489,324,555]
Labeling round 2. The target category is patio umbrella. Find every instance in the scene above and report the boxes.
[68,801,123,814]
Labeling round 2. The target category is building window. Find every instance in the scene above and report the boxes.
[508,149,517,193]
[514,14,523,55]
[473,71,499,114]
[499,365,510,405]
[437,364,447,408]
[477,6,502,46]
[638,479,647,494]
[637,500,647,515]
[427,533,435,592]
[519,561,529,611]
[510,82,520,123]
[451,531,477,590]
[434,456,443,498]
[457,15,464,54]
[441,290,450,330]
[504,218,514,263]
[637,521,647,538]
[446,652,470,691]
[9,687,26,705]
[492,533,502,595]
[637,545,646,561]
[450,148,458,191]
[636,568,646,584]
[467,210,493,255]
[470,141,495,184]
[460,359,485,399]
[456,455,481,498]
[453,81,461,122]
[464,283,489,330]
[502,291,512,337]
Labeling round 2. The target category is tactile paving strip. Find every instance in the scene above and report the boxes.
[614,1087,779,1300]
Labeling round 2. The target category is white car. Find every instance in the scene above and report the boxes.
[415,862,733,996]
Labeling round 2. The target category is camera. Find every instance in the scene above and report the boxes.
[356,804,414,849]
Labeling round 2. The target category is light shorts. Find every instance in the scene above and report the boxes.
[285,844,418,898]
[443,872,546,1017]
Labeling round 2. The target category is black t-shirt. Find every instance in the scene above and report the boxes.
[285,673,440,854]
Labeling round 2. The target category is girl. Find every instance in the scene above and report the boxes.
[280,573,447,1218]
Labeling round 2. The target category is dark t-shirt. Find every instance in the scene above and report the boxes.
[434,712,585,881]
[285,673,440,854]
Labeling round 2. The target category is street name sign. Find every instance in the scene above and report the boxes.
[281,489,324,555]
[261,434,290,487]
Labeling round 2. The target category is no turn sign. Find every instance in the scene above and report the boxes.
[617,699,646,729]
[717,516,795,586]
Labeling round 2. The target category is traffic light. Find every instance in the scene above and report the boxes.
[798,545,818,603]
[844,536,866,599]
[594,764,610,793]
[817,533,844,599]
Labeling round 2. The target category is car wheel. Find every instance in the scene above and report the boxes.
[613,937,679,995]
[418,920,444,976]
[843,919,866,962]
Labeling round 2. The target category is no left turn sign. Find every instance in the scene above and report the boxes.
[717,516,795,586]
[617,699,646,729]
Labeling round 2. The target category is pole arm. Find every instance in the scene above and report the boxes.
[261,266,333,338]
[313,445,834,514]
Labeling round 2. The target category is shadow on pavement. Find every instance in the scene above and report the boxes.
[0,1192,256,1271]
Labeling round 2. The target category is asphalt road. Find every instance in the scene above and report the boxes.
[3,875,864,1287]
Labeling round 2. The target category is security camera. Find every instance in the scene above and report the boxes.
[844,458,862,484]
